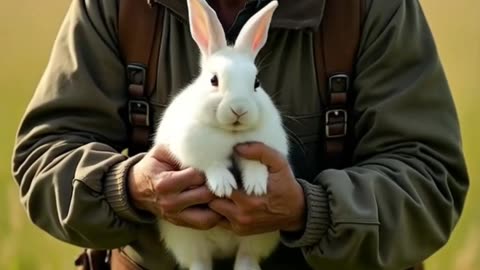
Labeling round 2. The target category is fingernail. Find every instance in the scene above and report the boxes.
[235,142,253,152]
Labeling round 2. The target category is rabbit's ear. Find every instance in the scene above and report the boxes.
[234,1,278,59]
[187,0,226,57]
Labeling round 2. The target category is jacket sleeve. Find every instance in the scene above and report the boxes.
[281,0,469,269]
[12,0,155,249]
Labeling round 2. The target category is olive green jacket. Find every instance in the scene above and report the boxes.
[12,0,469,269]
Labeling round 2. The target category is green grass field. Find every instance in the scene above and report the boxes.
[0,1,479,269]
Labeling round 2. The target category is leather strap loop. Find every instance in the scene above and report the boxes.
[119,0,164,155]
[315,0,363,168]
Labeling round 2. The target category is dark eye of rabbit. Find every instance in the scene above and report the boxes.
[210,75,218,87]
[254,77,260,91]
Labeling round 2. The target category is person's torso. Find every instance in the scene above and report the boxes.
[125,3,326,270]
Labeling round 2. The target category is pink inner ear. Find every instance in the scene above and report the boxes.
[251,19,267,52]
[197,28,209,51]
[192,6,210,53]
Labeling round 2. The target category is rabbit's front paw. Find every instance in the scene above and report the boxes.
[205,165,237,197]
[233,256,261,270]
[238,160,268,196]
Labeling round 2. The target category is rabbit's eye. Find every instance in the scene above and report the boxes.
[254,77,260,90]
[210,75,218,87]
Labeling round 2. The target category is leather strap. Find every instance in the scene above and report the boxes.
[314,0,364,168]
[110,249,145,270]
[119,0,164,155]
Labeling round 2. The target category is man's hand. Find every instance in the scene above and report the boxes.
[128,145,222,230]
[209,142,306,236]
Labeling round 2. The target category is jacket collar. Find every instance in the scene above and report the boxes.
[152,0,325,30]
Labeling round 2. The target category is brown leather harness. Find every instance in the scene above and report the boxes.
[118,0,363,169]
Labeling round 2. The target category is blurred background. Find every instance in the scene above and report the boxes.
[0,0,478,269]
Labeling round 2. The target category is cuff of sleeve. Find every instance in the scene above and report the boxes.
[104,153,156,224]
[280,178,330,248]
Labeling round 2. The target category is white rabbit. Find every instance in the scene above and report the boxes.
[154,0,287,269]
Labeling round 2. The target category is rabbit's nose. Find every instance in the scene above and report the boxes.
[230,106,248,118]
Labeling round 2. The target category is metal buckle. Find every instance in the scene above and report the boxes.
[325,109,347,138]
[128,100,150,126]
[127,64,147,85]
[329,74,350,93]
